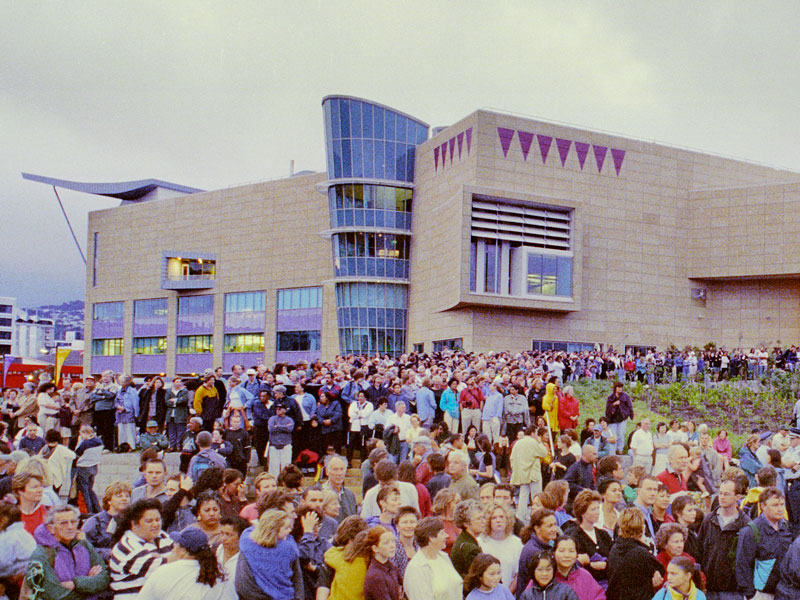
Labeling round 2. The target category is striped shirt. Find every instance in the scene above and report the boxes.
[109,529,174,598]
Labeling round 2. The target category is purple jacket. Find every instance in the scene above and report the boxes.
[556,565,606,600]
[604,391,633,424]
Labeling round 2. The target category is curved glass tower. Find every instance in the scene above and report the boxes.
[322,96,428,356]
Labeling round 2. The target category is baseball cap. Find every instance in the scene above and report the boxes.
[246,368,256,375]
[170,527,210,553]
[146,420,158,428]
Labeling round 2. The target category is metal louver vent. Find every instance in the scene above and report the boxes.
[471,197,572,250]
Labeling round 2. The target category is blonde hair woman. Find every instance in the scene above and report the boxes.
[477,501,522,593]
[237,508,299,599]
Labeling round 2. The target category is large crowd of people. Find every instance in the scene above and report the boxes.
[2,347,800,600]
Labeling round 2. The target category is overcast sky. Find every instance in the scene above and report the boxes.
[3,2,800,306]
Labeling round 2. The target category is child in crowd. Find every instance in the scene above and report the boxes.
[624,465,647,505]
[74,424,103,513]
[463,553,514,600]
[137,420,169,452]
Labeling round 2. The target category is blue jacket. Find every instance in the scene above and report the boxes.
[293,393,317,421]
[739,446,763,487]
[415,386,436,423]
[735,514,793,597]
[316,401,343,434]
[114,386,139,424]
[440,388,459,419]
[252,399,275,427]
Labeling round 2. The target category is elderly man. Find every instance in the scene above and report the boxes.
[656,444,689,495]
[630,418,655,473]
[447,450,479,501]
[564,443,598,504]
[70,375,96,429]
[321,455,357,522]
[25,504,109,600]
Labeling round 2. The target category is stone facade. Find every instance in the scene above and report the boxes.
[85,102,800,375]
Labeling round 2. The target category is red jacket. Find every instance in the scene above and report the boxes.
[558,392,580,432]
[656,468,688,494]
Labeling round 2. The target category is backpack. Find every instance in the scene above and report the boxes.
[190,453,214,482]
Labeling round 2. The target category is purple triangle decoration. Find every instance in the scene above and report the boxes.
[537,135,553,164]
[611,148,626,175]
[517,131,534,161]
[556,138,571,167]
[497,127,515,157]
[457,132,464,158]
[441,142,447,167]
[593,145,608,172]
[449,137,456,163]
[574,142,589,170]
[434,146,439,172]
[465,127,473,154]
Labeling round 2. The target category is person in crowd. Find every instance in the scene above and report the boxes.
[478,501,523,591]
[89,371,118,452]
[697,478,749,600]
[391,505,419,580]
[36,382,61,435]
[363,525,402,600]
[109,498,174,598]
[651,556,707,600]
[630,419,655,473]
[237,508,301,600]
[40,429,75,500]
[403,516,463,600]
[561,490,612,584]
[164,376,190,451]
[13,472,47,535]
[606,508,663,600]
[217,468,247,519]
[542,481,571,527]
[510,425,548,522]
[516,509,559,597]
[138,527,225,600]
[551,534,605,600]
[604,382,632,455]
[72,424,102,512]
[348,390,374,463]
[188,431,227,482]
[317,391,344,455]
[292,506,327,600]
[138,419,169,452]
[18,421,46,456]
[131,457,168,503]
[366,483,401,533]
[651,483,673,533]
[137,376,167,434]
[713,430,732,471]
[654,523,700,584]
[114,375,139,452]
[268,402,295,477]
[735,487,793,599]
[194,374,222,433]
[82,481,132,561]
[596,478,622,534]
[519,550,579,600]
[451,499,486,576]
[440,378,461,435]
[215,515,248,600]
[564,444,598,505]
[186,490,224,546]
[362,459,420,518]
[558,386,580,434]
[322,515,370,600]
[431,487,460,554]
[670,495,700,559]
[0,503,36,600]
[464,552,515,600]
[482,382,505,445]
[322,455,358,522]
[776,532,800,600]
[739,434,763,488]
[657,444,689,495]
[24,504,109,600]
[397,460,431,517]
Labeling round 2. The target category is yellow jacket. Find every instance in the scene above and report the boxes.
[324,545,368,600]
[542,382,559,431]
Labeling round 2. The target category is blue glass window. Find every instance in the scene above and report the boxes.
[93,301,123,321]
[339,99,350,138]
[132,337,166,355]
[277,287,322,310]
[527,253,572,297]
[276,331,321,352]
[134,298,168,319]
[225,291,266,313]
[177,295,213,315]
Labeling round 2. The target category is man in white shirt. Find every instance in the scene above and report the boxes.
[630,418,655,473]
[386,400,412,462]
[361,458,420,518]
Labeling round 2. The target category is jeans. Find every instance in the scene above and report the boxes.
[608,420,627,453]
[166,421,186,449]
[74,465,101,513]
[398,441,409,463]
[516,480,543,523]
